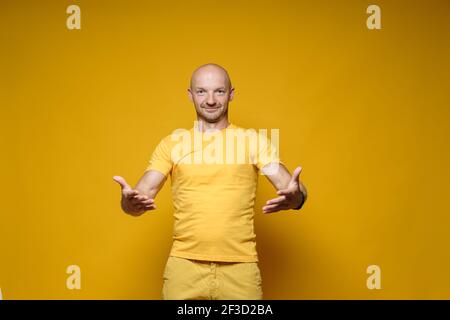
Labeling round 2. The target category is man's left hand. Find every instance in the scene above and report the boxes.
[263,166,304,214]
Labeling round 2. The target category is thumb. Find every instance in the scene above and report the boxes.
[113,175,132,191]
[290,166,302,183]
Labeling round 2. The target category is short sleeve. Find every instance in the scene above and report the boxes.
[255,133,283,171]
[145,137,173,177]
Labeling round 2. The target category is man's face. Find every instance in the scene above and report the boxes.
[188,67,234,123]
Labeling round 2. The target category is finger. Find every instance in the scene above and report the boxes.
[263,206,282,214]
[113,176,131,191]
[266,196,286,205]
[264,209,281,214]
[126,190,140,199]
[133,195,148,201]
[134,199,154,207]
[141,199,154,205]
[262,203,284,212]
[131,196,149,205]
[290,166,302,183]
[137,200,155,207]
[263,203,289,214]
[139,204,156,211]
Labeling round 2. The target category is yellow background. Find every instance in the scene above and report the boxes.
[1,0,449,299]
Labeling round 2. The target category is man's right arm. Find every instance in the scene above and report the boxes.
[113,170,167,216]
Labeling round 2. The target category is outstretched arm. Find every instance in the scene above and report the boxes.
[261,163,307,214]
[113,170,167,217]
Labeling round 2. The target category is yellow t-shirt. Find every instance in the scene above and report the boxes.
[145,123,282,262]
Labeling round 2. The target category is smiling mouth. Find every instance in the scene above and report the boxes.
[204,107,220,112]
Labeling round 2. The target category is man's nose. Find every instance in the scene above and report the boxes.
[206,93,216,106]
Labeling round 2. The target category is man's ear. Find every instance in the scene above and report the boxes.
[187,88,193,103]
[229,87,235,101]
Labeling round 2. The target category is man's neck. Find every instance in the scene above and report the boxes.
[195,118,230,132]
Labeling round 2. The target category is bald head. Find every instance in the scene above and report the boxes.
[190,63,232,90]
[188,63,234,124]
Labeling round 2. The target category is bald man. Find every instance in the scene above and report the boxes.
[113,63,307,300]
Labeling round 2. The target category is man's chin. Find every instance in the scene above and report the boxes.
[200,113,223,123]
[203,117,221,123]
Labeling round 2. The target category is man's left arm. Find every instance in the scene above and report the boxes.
[261,163,307,214]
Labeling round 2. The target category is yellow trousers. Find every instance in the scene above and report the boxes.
[162,256,263,300]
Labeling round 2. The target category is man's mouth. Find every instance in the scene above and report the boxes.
[204,107,220,112]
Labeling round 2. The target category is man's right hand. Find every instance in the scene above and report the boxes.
[113,175,157,216]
